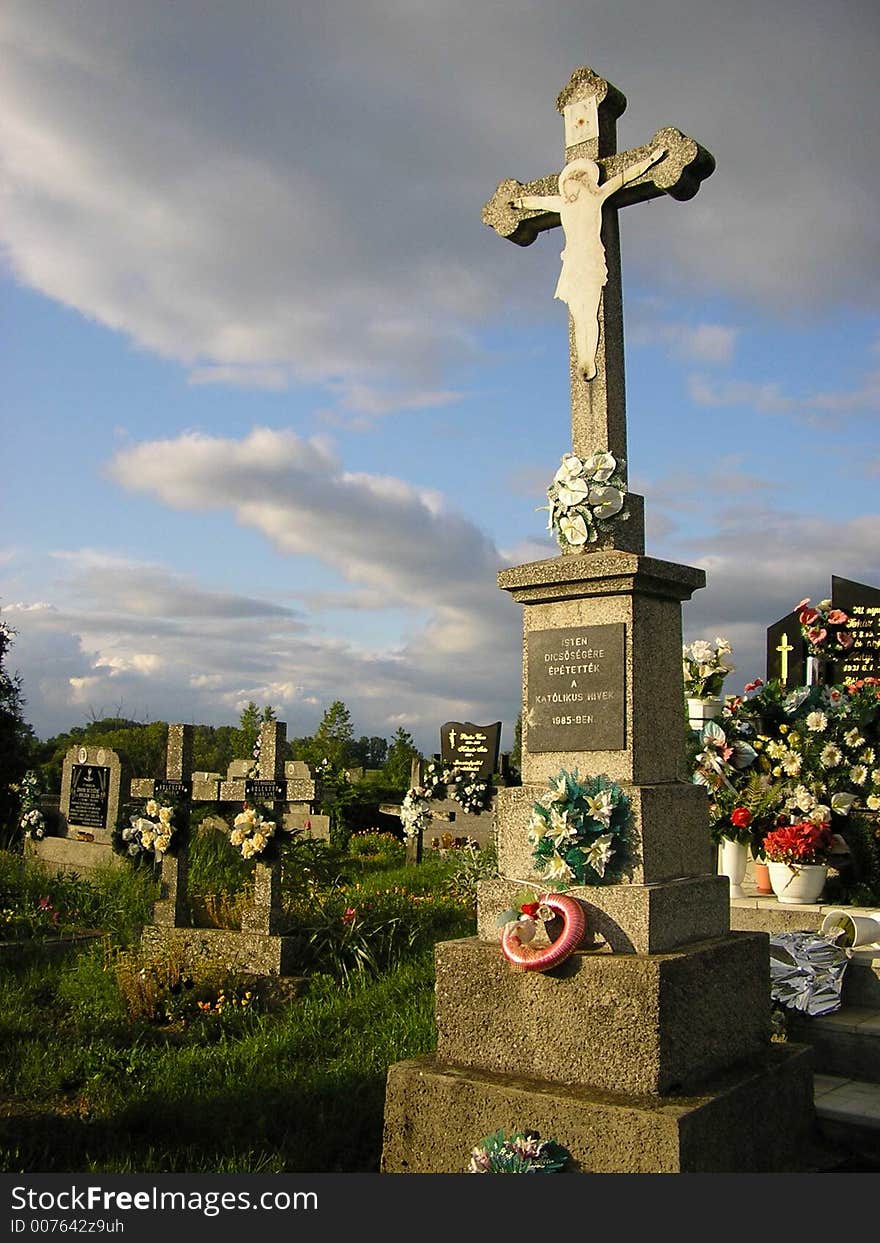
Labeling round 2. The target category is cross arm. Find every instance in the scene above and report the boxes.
[481,174,563,247]
[608,127,715,208]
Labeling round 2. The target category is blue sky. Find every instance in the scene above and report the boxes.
[2,1,879,752]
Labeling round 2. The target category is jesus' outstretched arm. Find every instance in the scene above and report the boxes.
[598,146,666,202]
[512,193,563,212]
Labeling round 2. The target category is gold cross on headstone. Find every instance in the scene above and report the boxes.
[775,632,794,686]
[482,67,714,486]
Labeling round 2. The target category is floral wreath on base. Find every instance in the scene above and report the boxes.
[528,769,631,886]
[544,450,628,550]
[116,795,188,862]
[230,803,279,860]
[468,1129,571,1174]
[17,770,47,841]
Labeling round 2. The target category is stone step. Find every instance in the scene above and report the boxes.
[791,1007,880,1083]
[813,1073,880,1168]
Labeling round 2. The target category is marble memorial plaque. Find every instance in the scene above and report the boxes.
[526,623,625,752]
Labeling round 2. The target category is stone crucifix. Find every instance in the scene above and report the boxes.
[482,67,715,483]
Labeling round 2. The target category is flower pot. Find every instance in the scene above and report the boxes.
[687,697,723,730]
[820,910,880,948]
[719,837,748,899]
[767,861,827,905]
[752,860,773,895]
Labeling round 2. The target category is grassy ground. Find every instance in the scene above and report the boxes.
[0,837,482,1172]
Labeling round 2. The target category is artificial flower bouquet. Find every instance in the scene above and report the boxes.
[527,768,631,886]
[230,803,278,860]
[762,819,834,866]
[120,797,184,860]
[682,636,735,699]
[544,450,627,550]
[796,597,854,659]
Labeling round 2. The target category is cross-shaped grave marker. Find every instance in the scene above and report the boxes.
[482,66,714,483]
[130,724,194,928]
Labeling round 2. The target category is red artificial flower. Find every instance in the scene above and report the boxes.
[807,626,827,645]
[795,598,811,611]
[799,607,819,626]
[762,820,833,865]
[744,678,764,694]
[826,609,848,625]
[341,907,357,925]
[520,902,540,918]
[837,632,854,650]
[731,807,752,829]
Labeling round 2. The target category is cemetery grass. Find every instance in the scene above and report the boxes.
[0,845,476,1173]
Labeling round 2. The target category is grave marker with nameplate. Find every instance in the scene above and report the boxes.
[439,721,502,781]
[833,575,880,682]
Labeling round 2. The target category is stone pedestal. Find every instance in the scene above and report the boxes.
[152,853,189,928]
[382,549,818,1172]
[241,861,284,936]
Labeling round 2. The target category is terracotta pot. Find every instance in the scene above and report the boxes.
[753,860,773,895]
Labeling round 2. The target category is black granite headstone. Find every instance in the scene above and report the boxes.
[68,764,111,830]
[439,722,501,781]
[765,612,806,687]
[833,576,880,682]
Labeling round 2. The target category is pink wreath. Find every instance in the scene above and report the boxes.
[500,892,586,972]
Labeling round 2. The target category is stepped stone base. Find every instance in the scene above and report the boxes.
[435,934,770,1096]
[24,836,125,877]
[478,874,730,955]
[140,924,302,976]
[382,1043,815,1173]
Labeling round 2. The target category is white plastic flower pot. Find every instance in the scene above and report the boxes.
[719,837,748,899]
[767,861,827,905]
[821,910,880,948]
[687,697,723,729]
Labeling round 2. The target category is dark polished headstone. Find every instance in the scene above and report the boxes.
[439,721,501,780]
[833,575,880,682]
[68,764,111,830]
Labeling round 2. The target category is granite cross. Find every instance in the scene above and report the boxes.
[482,66,714,485]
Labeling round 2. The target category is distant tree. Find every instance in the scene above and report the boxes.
[383,726,420,791]
[234,702,277,762]
[310,700,355,770]
[0,614,37,841]
[38,720,168,790]
[192,724,239,776]
[368,735,388,768]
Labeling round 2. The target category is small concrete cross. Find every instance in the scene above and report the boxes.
[775,633,795,686]
[482,67,714,484]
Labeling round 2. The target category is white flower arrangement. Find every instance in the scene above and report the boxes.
[422,761,490,814]
[683,636,735,699]
[122,798,177,858]
[400,787,433,840]
[544,450,627,550]
[17,770,46,840]
[230,804,277,860]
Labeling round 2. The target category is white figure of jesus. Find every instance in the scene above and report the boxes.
[515,147,666,380]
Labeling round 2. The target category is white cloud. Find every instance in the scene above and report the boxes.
[689,371,880,423]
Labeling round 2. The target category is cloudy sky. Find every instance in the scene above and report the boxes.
[2,1,879,752]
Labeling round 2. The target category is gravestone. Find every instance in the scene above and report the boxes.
[766,576,880,685]
[138,721,324,976]
[26,746,130,876]
[439,721,501,781]
[383,66,814,1174]
[832,576,880,682]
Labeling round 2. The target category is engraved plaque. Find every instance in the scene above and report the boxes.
[833,575,880,682]
[526,623,625,752]
[68,764,111,829]
[154,779,192,800]
[245,779,286,803]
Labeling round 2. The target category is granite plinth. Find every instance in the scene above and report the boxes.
[140,925,302,977]
[382,1043,814,1173]
[24,836,125,877]
[477,874,729,955]
[435,934,769,1095]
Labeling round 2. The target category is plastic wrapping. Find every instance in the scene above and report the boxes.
[769,931,849,1016]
